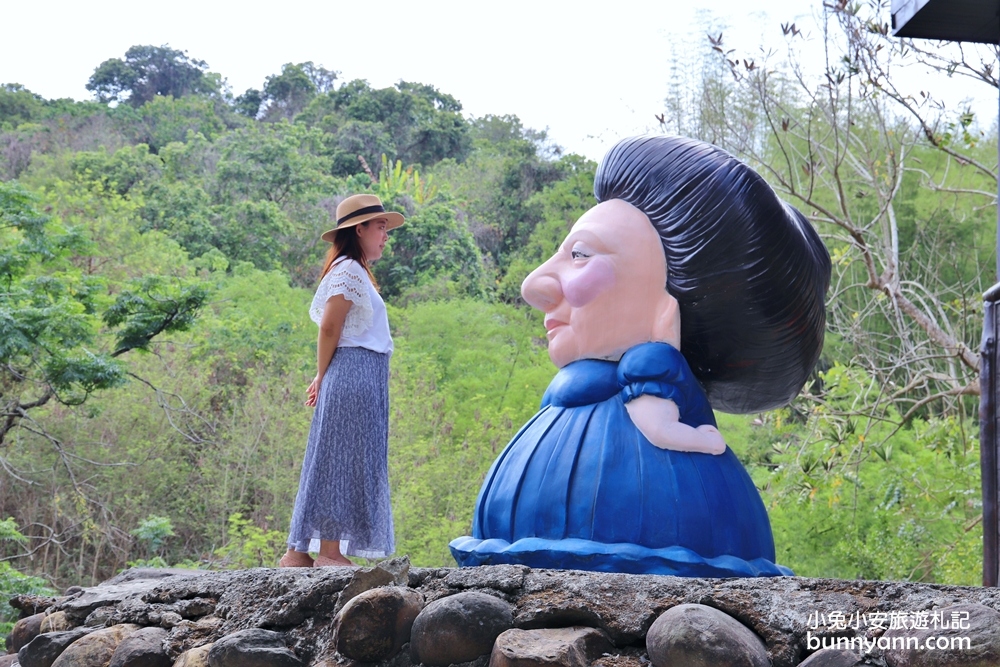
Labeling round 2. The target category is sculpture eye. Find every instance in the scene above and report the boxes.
[570,243,592,260]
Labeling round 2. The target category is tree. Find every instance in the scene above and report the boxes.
[86,45,216,107]
[300,79,472,170]
[233,88,263,119]
[0,84,43,127]
[0,181,207,451]
[261,62,337,121]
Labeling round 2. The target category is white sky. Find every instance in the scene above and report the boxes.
[2,0,995,161]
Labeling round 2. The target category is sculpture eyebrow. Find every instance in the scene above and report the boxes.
[561,230,610,254]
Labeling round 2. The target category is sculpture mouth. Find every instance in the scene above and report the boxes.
[544,317,567,334]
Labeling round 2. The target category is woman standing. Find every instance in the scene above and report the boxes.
[280,194,403,568]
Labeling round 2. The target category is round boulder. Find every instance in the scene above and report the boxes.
[40,612,73,634]
[10,612,45,653]
[18,626,94,667]
[335,586,424,662]
[883,603,1000,667]
[491,626,613,667]
[409,591,513,666]
[206,628,303,667]
[799,648,863,666]
[51,624,140,667]
[109,626,171,667]
[646,604,769,667]
[173,643,213,667]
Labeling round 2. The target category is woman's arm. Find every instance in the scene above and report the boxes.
[625,395,726,454]
[305,294,353,407]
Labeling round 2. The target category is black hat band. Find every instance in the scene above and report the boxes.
[338,204,386,226]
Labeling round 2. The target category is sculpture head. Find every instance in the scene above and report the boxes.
[521,199,680,368]
[523,135,831,414]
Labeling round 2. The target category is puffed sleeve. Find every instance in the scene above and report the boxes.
[617,342,717,428]
[309,260,374,336]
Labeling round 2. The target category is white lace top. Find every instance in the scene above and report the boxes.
[310,258,393,355]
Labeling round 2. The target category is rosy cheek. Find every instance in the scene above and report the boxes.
[562,257,614,307]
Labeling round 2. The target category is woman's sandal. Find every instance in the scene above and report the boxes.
[313,555,358,568]
[278,551,314,568]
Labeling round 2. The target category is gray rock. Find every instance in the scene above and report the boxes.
[109,626,171,667]
[57,571,208,625]
[10,613,45,653]
[376,556,412,585]
[883,602,1000,667]
[164,616,221,657]
[335,586,424,662]
[332,564,396,615]
[410,591,513,666]
[0,654,18,667]
[51,624,140,667]
[646,603,770,667]
[798,648,862,666]
[158,612,182,628]
[206,628,302,667]
[100,568,208,586]
[17,627,94,667]
[490,626,613,667]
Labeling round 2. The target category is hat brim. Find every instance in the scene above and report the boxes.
[321,211,405,242]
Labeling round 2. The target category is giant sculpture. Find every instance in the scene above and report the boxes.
[450,136,832,576]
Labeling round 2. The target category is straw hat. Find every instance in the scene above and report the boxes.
[321,194,405,242]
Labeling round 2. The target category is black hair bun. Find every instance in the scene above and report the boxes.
[595,135,831,413]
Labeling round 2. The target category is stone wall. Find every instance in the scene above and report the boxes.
[5,559,1000,667]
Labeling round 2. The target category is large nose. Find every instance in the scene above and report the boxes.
[521,259,563,312]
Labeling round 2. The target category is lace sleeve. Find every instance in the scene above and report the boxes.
[309,260,374,336]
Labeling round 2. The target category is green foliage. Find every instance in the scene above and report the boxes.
[1,182,126,402]
[733,365,982,583]
[135,95,227,151]
[0,518,56,636]
[214,513,286,569]
[497,153,597,301]
[377,155,438,204]
[0,83,44,127]
[86,45,216,106]
[432,115,568,271]
[374,201,487,299]
[261,62,337,121]
[298,79,471,173]
[216,122,332,204]
[103,278,207,354]
[131,515,175,555]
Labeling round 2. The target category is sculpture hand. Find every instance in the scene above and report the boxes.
[625,395,726,454]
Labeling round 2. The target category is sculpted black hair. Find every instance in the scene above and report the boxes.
[595,135,831,413]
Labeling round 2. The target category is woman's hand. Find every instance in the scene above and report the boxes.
[624,395,726,454]
[305,375,321,407]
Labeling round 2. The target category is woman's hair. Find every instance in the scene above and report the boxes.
[320,220,380,290]
[594,135,831,413]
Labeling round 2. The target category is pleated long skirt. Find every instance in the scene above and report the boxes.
[287,346,394,558]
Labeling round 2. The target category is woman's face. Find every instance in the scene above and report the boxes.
[357,218,389,261]
[521,199,679,368]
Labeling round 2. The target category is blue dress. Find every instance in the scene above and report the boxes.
[450,342,791,577]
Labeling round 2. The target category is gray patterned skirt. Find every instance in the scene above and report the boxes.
[287,346,394,558]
